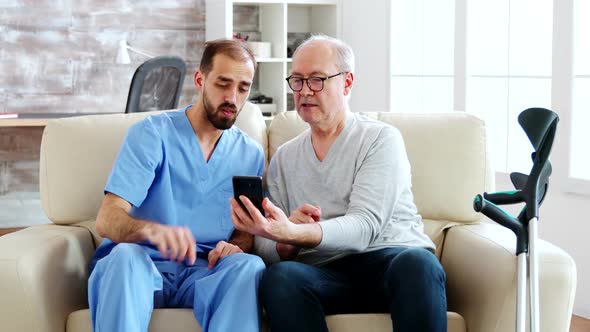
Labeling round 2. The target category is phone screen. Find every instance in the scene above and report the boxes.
[232,176,264,215]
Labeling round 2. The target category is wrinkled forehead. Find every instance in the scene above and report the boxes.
[292,42,339,76]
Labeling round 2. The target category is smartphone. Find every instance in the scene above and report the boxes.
[232,176,264,215]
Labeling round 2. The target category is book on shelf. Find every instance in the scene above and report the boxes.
[0,113,18,119]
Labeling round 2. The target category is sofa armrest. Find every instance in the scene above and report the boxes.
[441,223,576,332]
[0,225,95,332]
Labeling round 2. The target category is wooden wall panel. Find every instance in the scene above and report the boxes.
[5,161,39,192]
[73,62,136,97]
[0,128,43,159]
[0,127,43,195]
[124,29,205,63]
[72,1,206,31]
[0,28,199,64]
[0,3,72,29]
[2,29,77,59]
[0,59,73,94]
[0,94,5,113]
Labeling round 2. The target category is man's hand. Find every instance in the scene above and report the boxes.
[276,242,300,260]
[230,196,294,241]
[230,196,322,248]
[96,194,197,266]
[139,223,197,266]
[208,241,243,269]
[231,195,299,259]
[277,204,322,260]
[289,204,321,224]
[229,229,254,253]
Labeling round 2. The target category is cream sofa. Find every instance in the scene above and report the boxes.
[0,103,576,332]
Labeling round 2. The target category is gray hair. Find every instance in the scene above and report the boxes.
[293,34,355,74]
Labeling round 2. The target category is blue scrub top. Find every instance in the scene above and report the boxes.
[90,106,264,270]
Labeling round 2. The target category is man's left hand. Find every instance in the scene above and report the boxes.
[207,241,243,269]
[230,196,293,241]
[230,196,322,248]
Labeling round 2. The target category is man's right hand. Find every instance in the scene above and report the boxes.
[277,204,322,260]
[96,193,197,266]
[140,223,197,265]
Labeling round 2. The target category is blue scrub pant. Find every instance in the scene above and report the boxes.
[88,243,265,332]
[259,246,447,332]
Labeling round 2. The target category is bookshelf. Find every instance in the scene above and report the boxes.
[206,0,341,115]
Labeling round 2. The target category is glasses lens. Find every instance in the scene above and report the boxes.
[289,78,303,91]
[308,78,324,91]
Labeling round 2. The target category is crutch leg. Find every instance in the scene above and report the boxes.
[529,217,540,332]
[517,253,527,332]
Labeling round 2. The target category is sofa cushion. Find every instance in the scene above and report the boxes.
[67,309,466,332]
[267,110,309,160]
[373,112,493,222]
[39,102,267,225]
[423,218,459,258]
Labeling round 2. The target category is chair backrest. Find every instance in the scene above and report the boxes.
[125,56,187,113]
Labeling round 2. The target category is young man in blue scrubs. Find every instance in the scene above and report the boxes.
[88,39,265,332]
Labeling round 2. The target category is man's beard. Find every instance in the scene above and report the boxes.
[202,90,241,130]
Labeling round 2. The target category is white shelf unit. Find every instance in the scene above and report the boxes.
[206,0,341,114]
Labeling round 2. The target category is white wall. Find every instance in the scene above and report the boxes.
[342,0,589,318]
[341,0,390,112]
[537,192,590,318]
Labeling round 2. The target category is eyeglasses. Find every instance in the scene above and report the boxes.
[285,72,346,92]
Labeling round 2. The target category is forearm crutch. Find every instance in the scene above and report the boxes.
[472,107,559,332]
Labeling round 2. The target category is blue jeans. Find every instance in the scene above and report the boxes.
[259,246,447,332]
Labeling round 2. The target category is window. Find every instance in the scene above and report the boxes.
[571,0,590,181]
[467,0,553,175]
[390,0,455,113]
[390,0,590,194]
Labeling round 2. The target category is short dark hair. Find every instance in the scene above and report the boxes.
[199,39,257,75]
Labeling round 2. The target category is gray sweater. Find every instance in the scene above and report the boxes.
[255,113,434,266]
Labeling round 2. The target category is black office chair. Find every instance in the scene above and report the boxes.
[125,56,187,113]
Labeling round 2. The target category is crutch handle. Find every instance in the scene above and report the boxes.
[483,190,525,205]
[473,195,528,255]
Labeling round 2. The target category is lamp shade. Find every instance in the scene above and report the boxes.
[115,40,131,64]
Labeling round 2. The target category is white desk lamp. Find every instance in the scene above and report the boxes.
[115,40,154,64]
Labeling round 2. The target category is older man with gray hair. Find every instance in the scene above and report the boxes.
[230,35,447,332]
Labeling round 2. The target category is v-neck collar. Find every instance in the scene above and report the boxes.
[306,113,354,165]
[178,107,227,166]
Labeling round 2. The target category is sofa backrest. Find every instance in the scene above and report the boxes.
[39,102,267,224]
[267,111,494,223]
[40,105,491,228]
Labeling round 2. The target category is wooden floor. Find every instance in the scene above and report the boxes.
[1,225,590,332]
[572,315,590,332]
